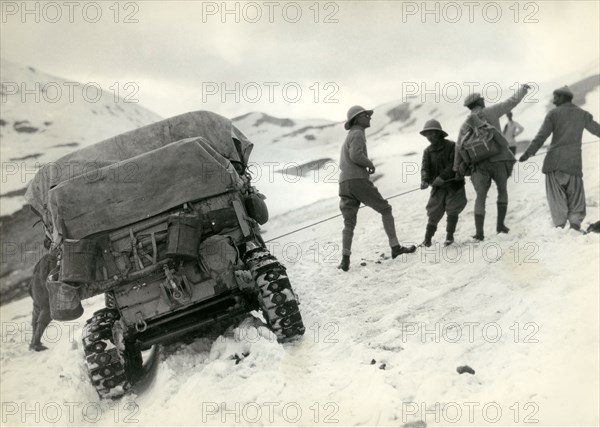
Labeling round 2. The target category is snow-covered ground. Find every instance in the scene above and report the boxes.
[2,134,599,428]
[1,59,599,427]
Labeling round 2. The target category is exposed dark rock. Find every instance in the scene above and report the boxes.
[568,74,599,107]
[232,112,253,122]
[276,158,334,177]
[53,142,80,148]
[403,421,427,428]
[253,113,295,128]
[586,221,600,233]
[280,122,338,139]
[13,121,38,133]
[1,276,32,305]
[398,117,417,132]
[8,153,42,161]
[456,365,475,375]
[386,103,412,123]
[0,205,47,305]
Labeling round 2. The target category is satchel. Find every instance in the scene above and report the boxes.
[244,192,269,225]
[458,113,501,165]
[46,267,84,321]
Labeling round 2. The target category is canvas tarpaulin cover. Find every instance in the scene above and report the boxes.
[48,137,244,240]
[25,111,253,234]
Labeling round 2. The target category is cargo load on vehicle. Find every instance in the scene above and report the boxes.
[25,111,305,399]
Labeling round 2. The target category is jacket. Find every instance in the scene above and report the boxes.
[339,125,374,183]
[422,139,465,190]
[524,102,600,177]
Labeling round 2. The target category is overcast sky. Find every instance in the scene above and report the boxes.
[1,0,599,120]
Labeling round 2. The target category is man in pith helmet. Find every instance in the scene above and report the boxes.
[337,105,416,271]
[419,119,467,246]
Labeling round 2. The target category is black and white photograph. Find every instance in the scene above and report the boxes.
[1,1,599,426]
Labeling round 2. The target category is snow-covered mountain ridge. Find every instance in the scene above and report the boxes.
[0,58,162,213]
[0,59,599,428]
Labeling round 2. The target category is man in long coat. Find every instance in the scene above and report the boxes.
[519,86,600,230]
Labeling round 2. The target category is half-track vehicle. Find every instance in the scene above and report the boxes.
[25,111,305,398]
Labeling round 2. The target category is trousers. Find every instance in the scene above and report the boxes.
[339,179,399,255]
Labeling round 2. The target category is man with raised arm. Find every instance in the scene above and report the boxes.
[455,84,530,240]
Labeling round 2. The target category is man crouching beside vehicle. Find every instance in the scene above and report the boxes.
[337,105,416,272]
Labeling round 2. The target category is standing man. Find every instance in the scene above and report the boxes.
[419,120,467,246]
[503,111,525,154]
[455,84,530,240]
[337,105,416,271]
[519,86,600,230]
[29,248,57,351]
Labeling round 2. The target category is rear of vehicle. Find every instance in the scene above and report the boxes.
[26,112,305,398]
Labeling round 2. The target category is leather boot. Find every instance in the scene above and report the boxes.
[497,203,509,233]
[473,214,485,241]
[29,343,48,352]
[445,215,458,246]
[391,244,417,258]
[421,224,437,247]
[337,255,350,272]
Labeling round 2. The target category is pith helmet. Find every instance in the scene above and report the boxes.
[553,85,573,100]
[463,92,483,107]
[344,105,373,130]
[420,119,448,137]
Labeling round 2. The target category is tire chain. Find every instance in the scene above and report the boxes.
[105,292,116,309]
[244,248,305,341]
[82,308,131,399]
